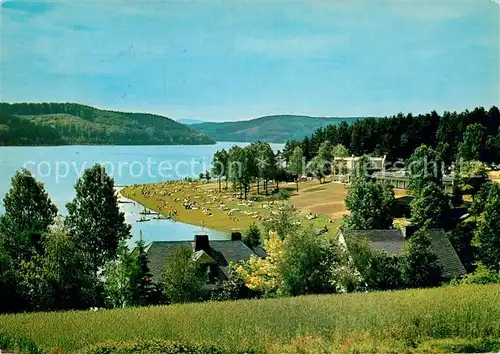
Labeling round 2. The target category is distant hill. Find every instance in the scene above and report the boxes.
[0,103,215,146]
[191,115,366,143]
[176,118,206,125]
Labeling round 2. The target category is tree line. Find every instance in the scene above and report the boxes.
[211,142,298,198]
[0,102,215,146]
[282,106,500,164]
[210,141,351,196]
[0,167,150,313]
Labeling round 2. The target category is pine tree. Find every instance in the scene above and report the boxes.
[66,164,131,276]
[130,235,154,306]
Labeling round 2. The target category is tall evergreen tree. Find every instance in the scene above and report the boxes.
[130,236,154,306]
[66,164,131,276]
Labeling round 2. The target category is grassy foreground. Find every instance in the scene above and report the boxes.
[1,284,499,353]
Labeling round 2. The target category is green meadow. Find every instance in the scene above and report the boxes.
[1,284,499,353]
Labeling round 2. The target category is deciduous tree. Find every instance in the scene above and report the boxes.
[475,183,500,271]
[407,145,442,195]
[410,182,449,228]
[401,229,442,288]
[0,169,57,261]
[289,146,304,192]
[344,180,395,230]
[160,245,206,303]
[458,123,486,162]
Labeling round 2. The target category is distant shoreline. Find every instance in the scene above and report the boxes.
[0,142,218,148]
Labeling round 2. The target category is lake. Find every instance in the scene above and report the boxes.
[0,142,284,244]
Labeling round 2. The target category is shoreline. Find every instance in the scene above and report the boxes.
[120,180,343,237]
[116,187,230,242]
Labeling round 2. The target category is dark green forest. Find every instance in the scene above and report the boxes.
[191,115,364,143]
[283,106,500,163]
[0,102,215,146]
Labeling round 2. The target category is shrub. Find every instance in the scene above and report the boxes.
[243,223,261,247]
[0,332,43,354]
[457,262,500,285]
[418,337,500,353]
[211,264,257,301]
[277,189,290,200]
[77,339,242,354]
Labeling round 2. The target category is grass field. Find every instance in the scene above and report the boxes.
[1,284,499,353]
[121,179,346,236]
[121,178,408,237]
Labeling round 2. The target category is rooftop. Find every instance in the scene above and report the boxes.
[146,236,266,282]
[340,228,466,279]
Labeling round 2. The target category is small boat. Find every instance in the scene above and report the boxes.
[136,217,150,222]
[152,215,171,220]
[139,207,158,215]
[118,199,133,204]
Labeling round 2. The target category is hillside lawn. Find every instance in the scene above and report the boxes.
[1,284,499,353]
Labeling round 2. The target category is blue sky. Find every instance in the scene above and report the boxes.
[1,0,499,122]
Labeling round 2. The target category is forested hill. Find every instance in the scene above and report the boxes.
[0,102,215,146]
[282,106,500,163]
[191,115,365,143]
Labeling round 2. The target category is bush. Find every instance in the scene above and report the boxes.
[211,264,257,301]
[77,340,244,354]
[457,262,500,285]
[243,223,261,247]
[0,332,43,354]
[418,337,500,353]
[277,189,290,200]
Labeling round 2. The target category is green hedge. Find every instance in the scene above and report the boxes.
[0,332,43,354]
[77,340,253,354]
[418,337,500,353]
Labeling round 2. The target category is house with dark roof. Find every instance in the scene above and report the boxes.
[146,233,266,286]
[372,171,455,194]
[338,227,466,279]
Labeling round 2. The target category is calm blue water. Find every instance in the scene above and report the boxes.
[0,143,284,244]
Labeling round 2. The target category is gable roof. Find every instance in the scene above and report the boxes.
[340,228,466,279]
[146,240,264,282]
[341,229,406,254]
[426,229,467,279]
[193,249,217,264]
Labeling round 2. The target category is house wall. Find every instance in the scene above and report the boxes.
[374,176,454,195]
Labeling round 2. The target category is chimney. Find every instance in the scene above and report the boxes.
[194,235,209,251]
[401,225,418,239]
[231,231,242,241]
